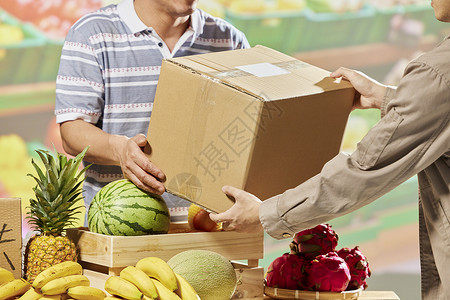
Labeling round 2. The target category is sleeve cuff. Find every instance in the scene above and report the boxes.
[55,111,101,124]
[259,195,295,240]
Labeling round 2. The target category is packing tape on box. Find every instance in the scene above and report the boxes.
[211,60,309,79]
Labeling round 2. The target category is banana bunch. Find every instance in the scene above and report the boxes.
[105,257,199,300]
[0,267,31,300]
[0,262,106,300]
[0,267,15,285]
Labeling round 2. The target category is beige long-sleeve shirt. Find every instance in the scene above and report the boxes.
[260,35,450,299]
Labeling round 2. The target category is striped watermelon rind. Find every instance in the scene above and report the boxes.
[87,179,170,236]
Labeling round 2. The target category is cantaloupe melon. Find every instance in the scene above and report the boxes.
[167,250,237,300]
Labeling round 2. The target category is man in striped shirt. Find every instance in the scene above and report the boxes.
[55,0,250,221]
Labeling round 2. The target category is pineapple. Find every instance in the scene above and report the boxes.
[24,147,90,283]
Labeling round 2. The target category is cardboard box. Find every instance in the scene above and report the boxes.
[147,45,354,213]
[0,198,22,278]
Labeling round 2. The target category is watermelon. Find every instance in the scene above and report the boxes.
[88,179,170,236]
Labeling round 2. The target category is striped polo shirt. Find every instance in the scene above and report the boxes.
[55,0,250,216]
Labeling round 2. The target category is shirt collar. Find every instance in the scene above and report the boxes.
[117,0,147,33]
[117,0,204,36]
[190,9,204,36]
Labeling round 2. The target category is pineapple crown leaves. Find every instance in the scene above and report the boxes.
[26,146,91,234]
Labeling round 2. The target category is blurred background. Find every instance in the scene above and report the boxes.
[0,0,448,298]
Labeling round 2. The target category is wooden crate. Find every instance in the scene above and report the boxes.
[66,224,265,298]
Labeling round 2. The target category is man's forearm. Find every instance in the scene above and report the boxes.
[60,119,127,165]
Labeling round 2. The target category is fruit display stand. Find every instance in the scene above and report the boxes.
[224,9,308,55]
[0,10,46,86]
[66,223,265,299]
[295,5,376,52]
[66,225,401,299]
[224,6,376,54]
[225,3,448,56]
[37,39,63,82]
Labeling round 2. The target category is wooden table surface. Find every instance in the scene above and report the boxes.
[258,290,400,299]
[86,269,399,300]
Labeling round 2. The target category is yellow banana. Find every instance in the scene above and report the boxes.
[136,257,177,292]
[150,279,181,300]
[119,266,158,299]
[104,276,142,300]
[33,261,83,289]
[18,288,43,300]
[41,275,89,295]
[0,278,31,300]
[103,297,122,300]
[173,273,199,300]
[40,294,64,300]
[67,286,106,300]
[0,267,15,285]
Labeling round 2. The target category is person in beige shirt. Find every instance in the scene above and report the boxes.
[210,1,450,298]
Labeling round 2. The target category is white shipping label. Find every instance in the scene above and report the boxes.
[236,63,290,78]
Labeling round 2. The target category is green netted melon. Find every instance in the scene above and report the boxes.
[167,250,237,300]
[88,179,170,236]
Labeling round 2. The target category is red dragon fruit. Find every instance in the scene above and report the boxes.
[307,252,351,292]
[265,253,310,290]
[337,246,371,290]
[290,224,339,260]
